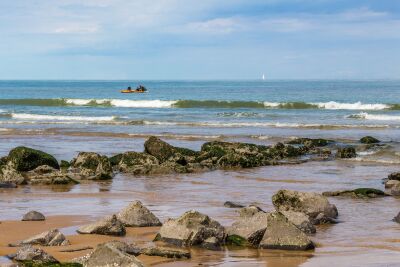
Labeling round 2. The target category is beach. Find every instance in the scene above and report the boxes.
[1,80,400,266]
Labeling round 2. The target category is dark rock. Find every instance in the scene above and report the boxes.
[272,189,338,224]
[25,165,79,185]
[117,151,159,175]
[109,153,123,166]
[22,211,45,221]
[77,215,126,236]
[259,212,314,251]
[69,152,113,180]
[154,210,226,249]
[287,138,330,147]
[394,212,400,223]
[141,246,190,259]
[117,200,161,227]
[60,160,70,168]
[144,136,198,163]
[0,182,17,188]
[10,245,59,264]
[224,201,245,208]
[84,242,144,267]
[389,182,400,196]
[11,229,69,246]
[323,188,386,198]
[8,146,59,171]
[336,146,356,158]
[388,172,400,181]
[360,136,380,144]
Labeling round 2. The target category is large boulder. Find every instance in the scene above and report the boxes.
[226,206,269,246]
[117,200,162,227]
[336,146,356,158]
[11,229,69,246]
[272,190,338,224]
[154,210,226,249]
[388,172,400,181]
[0,163,25,184]
[7,146,59,171]
[69,152,113,180]
[117,151,159,175]
[360,136,380,144]
[25,165,78,185]
[22,211,45,221]
[84,242,144,267]
[10,245,59,264]
[259,212,314,251]
[77,214,126,236]
[323,188,386,198]
[144,136,198,163]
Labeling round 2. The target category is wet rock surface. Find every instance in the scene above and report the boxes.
[117,200,162,227]
[22,211,46,221]
[336,146,357,158]
[7,146,59,172]
[360,136,380,144]
[69,152,113,180]
[77,215,126,236]
[10,229,69,247]
[323,188,386,198]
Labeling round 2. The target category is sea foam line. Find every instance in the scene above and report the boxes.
[348,112,400,121]
[11,113,118,122]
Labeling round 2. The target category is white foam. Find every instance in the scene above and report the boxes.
[263,102,281,107]
[65,98,177,108]
[349,112,400,121]
[315,101,389,110]
[11,113,117,122]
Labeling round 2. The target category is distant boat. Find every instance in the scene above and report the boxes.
[262,74,265,80]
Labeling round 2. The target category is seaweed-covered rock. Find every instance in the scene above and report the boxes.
[22,211,45,221]
[360,136,380,144]
[0,163,25,184]
[323,188,386,198]
[8,146,59,171]
[155,210,226,249]
[388,172,400,181]
[25,165,78,185]
[10,245,59,264]
[287,138,330,147]
[336,146,356,158]
[118,151,159,175]
[272,189,338,223]
[77,215,126,236]
[11,229,69,246]
[109,153,123,166]
[117,200,161,227]
[84,242,144,267]
[259,212,314,251]
[69,152,113,180]
[226,207,269,246]
[60,160,70,168]
[144,136,198,163]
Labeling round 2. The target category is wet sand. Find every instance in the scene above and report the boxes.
[1,135,400,266]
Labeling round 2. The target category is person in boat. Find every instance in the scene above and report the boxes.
[127,86,132,91]
[136,85,147,92]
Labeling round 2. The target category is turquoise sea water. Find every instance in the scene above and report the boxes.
[0,80,400,141]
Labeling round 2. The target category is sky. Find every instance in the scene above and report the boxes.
[0,0,399,80]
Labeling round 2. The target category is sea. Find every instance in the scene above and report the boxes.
[1,80,400,266]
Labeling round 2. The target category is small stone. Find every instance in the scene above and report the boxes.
[22,211,45,221]
[360,136,380,144]
[224,201,245,208]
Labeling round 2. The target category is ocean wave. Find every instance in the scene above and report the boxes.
[0,98,399,110]
[11,113,118,122]
[348,112,400,121]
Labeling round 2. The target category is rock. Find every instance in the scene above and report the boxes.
[99,240,141,256]
[141,246,190,259]
[287,138,330,147]
[154,210,226,249]
[394,212,400,223]
[109,153,123,166]
[259,212,315,251]
[0,182,17,188]
[226,207,269,246]
[144,136,198,163]
[10,245,59,264]
[336,146,356,158]
[0,163,26,185]
[70,152,113,180]
[22,211,45,221]
[272,189,338,223]
[77,214,126,236]
[224,201,245,208]
[389,182,400,196]
[323,188,386,198]
[117,151,159,175]
[388,172,400,181]
[385,180,400,189]
[25,165,79,185]
[11,229,69,246]
[7,146,59,171]
[60,160,70,168]
[360,136,380,144]
[280,210,316,234]
[117,200,162,227]
[85,242,144,267]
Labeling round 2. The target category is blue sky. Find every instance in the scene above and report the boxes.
[0,0,399,79]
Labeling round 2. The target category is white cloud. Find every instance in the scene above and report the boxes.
[179,18,243,34]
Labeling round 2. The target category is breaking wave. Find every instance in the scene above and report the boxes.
[348,112,400,121]
[0,98,399,110]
